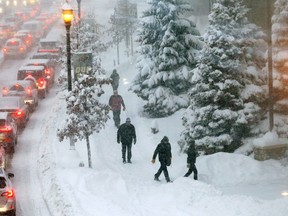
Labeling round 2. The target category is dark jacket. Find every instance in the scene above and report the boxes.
[187,145,197,164]
[117,123,136,145]
[110,71,120,86]
[109,95,125,111]
[152,140,172,166]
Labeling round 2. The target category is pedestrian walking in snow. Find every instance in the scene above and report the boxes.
[117,118,136,164]
[151,136,172,183]
[109,90,126,128]
[184,141,198,180]
[110,69,120,91]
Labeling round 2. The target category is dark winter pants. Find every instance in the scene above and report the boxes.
[122,142,132,162]
[112,83,119,91]
[184,163,198,180]
[112,110,121,127]
[155,161,170,182]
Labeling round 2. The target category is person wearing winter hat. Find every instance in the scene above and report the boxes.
[151,136,172,183]
[117,117,136,164]
[110,69,120,91]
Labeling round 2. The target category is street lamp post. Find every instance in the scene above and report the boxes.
[62,3,75,150]
[76,0,81,49]
[62,3,74,91]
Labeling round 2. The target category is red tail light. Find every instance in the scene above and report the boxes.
[2,87,9,95]
[0,126,12,132]
[26,87,32,95]
[19,46,25,51]
[37,78,45,88]
[13,110,23,118]
[45,69,51,78]
[1,190,14,198]
[3,48,7,53]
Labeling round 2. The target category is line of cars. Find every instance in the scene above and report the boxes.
[0,10,61,216]
[1,7,59,60]
[0,42,60,216]
[0,43,59,151]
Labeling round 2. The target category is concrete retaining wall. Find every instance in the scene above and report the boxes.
[254,144,288,161]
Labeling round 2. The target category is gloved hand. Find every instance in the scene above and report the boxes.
[151,159,155,164]
[123,107,126,111]
[117,140,120,144]
[134,139,136,144]
[187,163,190,168]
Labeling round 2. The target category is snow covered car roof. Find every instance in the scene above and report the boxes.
[0,96,25,110]
[18,65,45,71]
[4,80,35,88]
[25,59,50,64]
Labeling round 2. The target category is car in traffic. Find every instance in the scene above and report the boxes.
[14,30,34,50]
[37,38,61,54]
[24,58,56,87]
[17,65,48,98]
[0,24,14,46]
[0,167,16,216]
[2,80,39,112]
[2,38,27,59]
[0,96,30,129]
[21,20,44,40]
[31,52,60,67]
[0,112,18,156]
[4,15,22,30]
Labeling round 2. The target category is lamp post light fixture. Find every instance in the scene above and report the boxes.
[62,3,74,91]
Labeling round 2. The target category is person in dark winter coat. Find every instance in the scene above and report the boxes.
[109,90,126,128]
[151,136,172,183]
[117,117,136,163]
[110,69,120,91]
[184,142,198,180]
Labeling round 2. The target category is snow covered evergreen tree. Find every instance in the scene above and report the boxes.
[72,12,107,53]
[130,0,203,117]
[57,72,110,168]
[272,0,288,115]
[180,0,267,154]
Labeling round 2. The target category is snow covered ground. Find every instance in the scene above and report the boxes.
[9,1,288,216]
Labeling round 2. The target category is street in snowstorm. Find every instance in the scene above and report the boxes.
[0,1,287,216]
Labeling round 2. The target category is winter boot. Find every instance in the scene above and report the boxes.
[166,176,172,183]
[154,175,160,182]
[194,175,198,180]
[123,159,126,164]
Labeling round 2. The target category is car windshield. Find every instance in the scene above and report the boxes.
[18,71,42,80]
[7,41,20,46]
[10,85,25,92]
